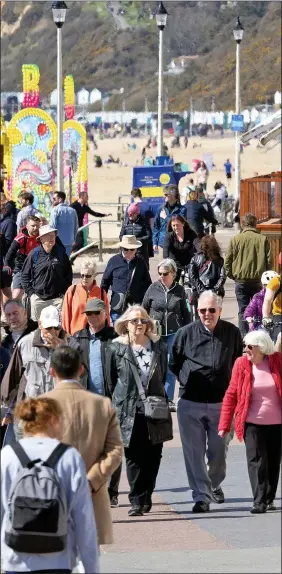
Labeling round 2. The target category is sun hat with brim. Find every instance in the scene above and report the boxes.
[82,299,106,314]
[40,305,61,328]
[39,224,57,238]
[118,235,142,249]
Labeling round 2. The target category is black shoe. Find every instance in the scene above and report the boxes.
[142,500,152,513]
[168,400,176,412]
[192,501,210,513]
[250,503,267,514]
[110,495,119,508]
[267,502,277,511]
[212,487,225,504]
[128,506,143,517]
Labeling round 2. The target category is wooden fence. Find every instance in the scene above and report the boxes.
[240,171,282,271]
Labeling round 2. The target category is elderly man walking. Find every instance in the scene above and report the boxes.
[42,346,123,546]
[225,213,272,337]
[21,224,73,321]
[169,290,242,512]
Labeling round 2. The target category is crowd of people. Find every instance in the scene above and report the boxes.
[0,182,281,573]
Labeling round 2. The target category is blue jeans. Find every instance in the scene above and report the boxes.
[163,334,176,401]
[65,245,72,257]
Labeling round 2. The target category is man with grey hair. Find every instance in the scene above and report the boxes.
[169,290,242,512]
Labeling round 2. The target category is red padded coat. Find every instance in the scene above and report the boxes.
[218,352,282,441]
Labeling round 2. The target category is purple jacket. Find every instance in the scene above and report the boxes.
[244,287,265,328]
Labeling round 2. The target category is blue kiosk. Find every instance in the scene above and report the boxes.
[132,157,192,215]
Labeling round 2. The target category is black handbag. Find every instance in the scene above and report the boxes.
[131,360,169,421]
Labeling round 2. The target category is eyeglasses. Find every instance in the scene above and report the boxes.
[81,274,92,278]
[123,248,135,252]
[45,326,61,331]
[158,271,170,277]
[198,308,217,314]
[129,318,148,325]
[86,311,101,316]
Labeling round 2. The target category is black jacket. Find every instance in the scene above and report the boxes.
[163,228,198,269]
[119,215,152,261]
[21,243,73,300]
[73,324,117,396]
[101,253,152,314]
[0,213,17,255]
[108,338,173,447]
[70,201,106,228]
[169,319,243,403]
[143,280,190,336]
[185,200,217,237]
[1,319,38,358]
[188,252,226,296]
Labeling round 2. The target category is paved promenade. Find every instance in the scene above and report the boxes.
[74,229,281,573]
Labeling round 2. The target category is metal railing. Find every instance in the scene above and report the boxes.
[71,218,121,263]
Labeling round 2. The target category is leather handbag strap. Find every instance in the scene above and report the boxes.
[129,353,147,402]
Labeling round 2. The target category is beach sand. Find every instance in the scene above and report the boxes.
[86,133,281,243]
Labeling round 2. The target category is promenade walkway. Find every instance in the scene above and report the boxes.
[74,229,281,573]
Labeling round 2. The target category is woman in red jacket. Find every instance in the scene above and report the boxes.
[218,330,281,514]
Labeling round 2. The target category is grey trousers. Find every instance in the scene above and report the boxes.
[177,399,231,503]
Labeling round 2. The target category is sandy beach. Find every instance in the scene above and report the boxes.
[85,133,281,243]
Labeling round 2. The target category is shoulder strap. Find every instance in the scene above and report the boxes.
[10,442,31,468]
[43,442,70,469]
[129,355,147,402]
[32,246,41,265]
[70,284,77,303]
[128,266,137,291]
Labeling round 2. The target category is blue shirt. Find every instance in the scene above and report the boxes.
[50,203,78,248]
[88,332,104,395]
[224,161,232,175]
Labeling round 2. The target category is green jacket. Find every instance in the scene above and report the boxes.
[224,228,272,281]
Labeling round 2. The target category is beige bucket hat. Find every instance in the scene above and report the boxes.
[118,235,142,249]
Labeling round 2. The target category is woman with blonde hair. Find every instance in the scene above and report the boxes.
[218,330,282,514]
[108,305,173,516]
[1,397,99,573]
[62,259,110,335]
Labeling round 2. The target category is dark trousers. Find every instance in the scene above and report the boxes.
[72,230,84,252]
[244,422,282,505]
[273,315,282,343]
[108,462,122,498]
[125,412,163,507]
[235,281,261,337]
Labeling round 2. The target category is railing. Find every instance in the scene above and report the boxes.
[240,171,282,222]
[70,219,121,263]
[88,198,130,223]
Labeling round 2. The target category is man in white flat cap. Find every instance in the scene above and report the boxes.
[1,305,80,440]
[21,224,73,321]
[101,235,152,324]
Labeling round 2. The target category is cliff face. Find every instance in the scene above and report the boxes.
[1,1,281,111]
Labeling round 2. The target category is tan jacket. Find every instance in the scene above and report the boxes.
[41,381,123,545]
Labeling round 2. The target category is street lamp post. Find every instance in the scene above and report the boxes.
[156,2,168,156]
[233,16,244,203]
[52,1,68,193]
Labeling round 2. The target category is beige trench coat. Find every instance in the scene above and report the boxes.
[41,381,123,545]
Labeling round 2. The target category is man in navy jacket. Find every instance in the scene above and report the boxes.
[101,235,151,324]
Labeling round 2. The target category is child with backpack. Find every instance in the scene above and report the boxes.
[1,397,99,574]
[244,270,279,331]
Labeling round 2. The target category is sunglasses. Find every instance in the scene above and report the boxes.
[129,318,148,325]
[45,326,61,331]
[86,311,101,316]
[123,248,136,252]
[198,308,217,314]
[81,274,92,278]
[158,271,170,277]
[243,344,255,350]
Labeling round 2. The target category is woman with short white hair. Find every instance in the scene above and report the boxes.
[219,329,282,514]
[62,259,110,335]
[143,258,190,410]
